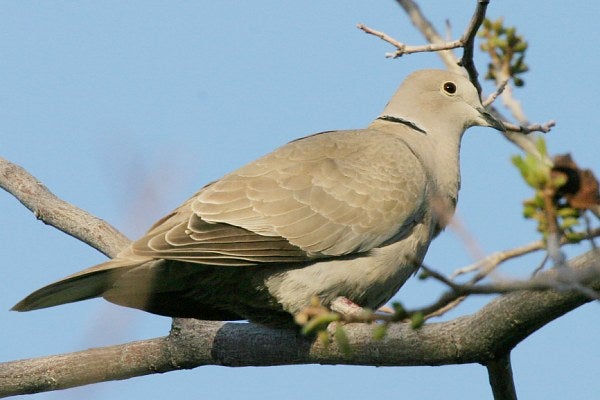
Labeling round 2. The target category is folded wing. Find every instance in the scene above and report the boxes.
[131,129,429,265]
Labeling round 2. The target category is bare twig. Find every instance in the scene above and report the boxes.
[453,228,600,280]
[416,228,600,319]
[395,0,460,70]
[451,240,543,279]
[362,0,491,91]
[446,211,487,262]
[483,79,508,107]
[0,157,130,258]
[357,24,463,59]
[362,0,492,90]
[420,257,600,298]
[502,120,556,134]
[541,186,568,267]
[395,0,492,90]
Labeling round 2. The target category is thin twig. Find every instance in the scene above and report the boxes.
[452,228,600,280]
[418,228,600,319]
[416,229,600,318]
[483,79,508,107]
[395,0,460,70]
[421,259,600,298]
[0,157,130,258]
[457,0,492,93]
[357,24,463,59]
[538,167,571,268]
[502,120,556,134]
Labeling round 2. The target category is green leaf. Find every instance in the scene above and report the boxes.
[373,323,388,341]
[552,173,567,188]
[513,41,528,52]
[317,330,330,347]
[410,312,425,329]
[391,302,408,321]
[565,231,585,243]
[523,204,536,218]
[335,325,352,355]
[532,194,545,208]
[535,137,548,157]
[557,207,580,218]
[560,216,580,229]
[301,312,340,336]
[417,270,430,280]
[492,18,504,32]
[511,155,528,176]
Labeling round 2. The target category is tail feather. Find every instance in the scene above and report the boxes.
[11,260,134,311]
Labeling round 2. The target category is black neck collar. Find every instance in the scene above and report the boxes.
[377,115,427,134]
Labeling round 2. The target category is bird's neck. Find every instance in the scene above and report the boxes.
[370,119,464,226]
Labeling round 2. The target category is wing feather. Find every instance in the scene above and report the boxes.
[130,128,428,265]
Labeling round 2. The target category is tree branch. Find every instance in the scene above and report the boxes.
[392,1,555,141]
[457,0,492,92]
[356,24,463,59]
[1,249,597,397]
[407,228,600,319]
[486,353,517,400]
[2,158,599,397]
[394,0,460,70]
[0,157,130,258]
[393,0,491,90]
[420,259,600,297]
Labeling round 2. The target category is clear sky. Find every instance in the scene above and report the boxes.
[1,1,598,399]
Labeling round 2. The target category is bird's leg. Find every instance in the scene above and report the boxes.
[329,296,370,320]
[326,296,373,336]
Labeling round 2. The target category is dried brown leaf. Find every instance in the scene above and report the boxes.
[552,154,600,209]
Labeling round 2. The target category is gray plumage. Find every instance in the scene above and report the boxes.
[12,69,503,326]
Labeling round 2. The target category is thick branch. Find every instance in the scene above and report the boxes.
[0,157,130,258]
[486,353,517,400]
[1,250,598,397]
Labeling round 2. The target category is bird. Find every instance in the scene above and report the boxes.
[12,69,504,327]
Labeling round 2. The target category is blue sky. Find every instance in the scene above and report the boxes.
[1,2,598,399]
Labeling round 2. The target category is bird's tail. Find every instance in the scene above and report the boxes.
[11,259,139,312]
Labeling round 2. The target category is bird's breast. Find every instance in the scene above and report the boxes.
[264,215,436,314]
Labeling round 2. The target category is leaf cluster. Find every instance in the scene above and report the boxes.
[479,18,529,86]
[512,138,588,242]
[295,299,424,351]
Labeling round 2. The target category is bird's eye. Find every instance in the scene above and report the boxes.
[442,81,457,95]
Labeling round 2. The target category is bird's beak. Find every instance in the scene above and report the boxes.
[476,107,505,132]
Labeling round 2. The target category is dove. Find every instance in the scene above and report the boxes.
[12,69,504,326]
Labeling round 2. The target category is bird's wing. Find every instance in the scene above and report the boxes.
[131,129,429,265]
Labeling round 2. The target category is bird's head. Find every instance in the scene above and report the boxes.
[377,69,504,137]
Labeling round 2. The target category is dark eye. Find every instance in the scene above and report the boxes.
[442,81,457,94]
